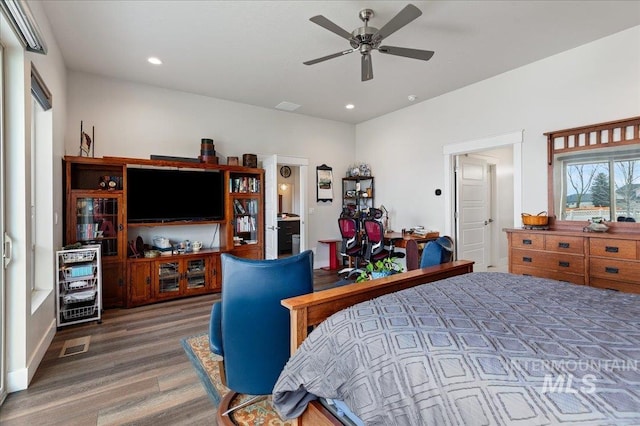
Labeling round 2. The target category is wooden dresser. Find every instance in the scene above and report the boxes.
[505,228,640,294]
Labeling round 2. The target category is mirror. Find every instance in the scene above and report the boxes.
[547,116,640,227]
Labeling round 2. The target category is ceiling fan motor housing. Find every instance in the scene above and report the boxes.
[351,26,379,50]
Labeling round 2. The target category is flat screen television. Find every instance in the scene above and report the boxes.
[127,167,225,223]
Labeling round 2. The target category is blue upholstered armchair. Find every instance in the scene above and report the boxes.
[420,236,454,268]
[209,250,314,417]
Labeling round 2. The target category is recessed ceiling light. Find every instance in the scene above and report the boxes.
[408,95,417,102]
[345,104,355,110]
[147,57,162,65]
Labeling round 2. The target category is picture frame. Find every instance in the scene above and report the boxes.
[316,164,333,202]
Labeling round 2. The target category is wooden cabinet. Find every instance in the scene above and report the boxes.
[64,158,127,308]
[128,261,152,305]
[102,262,126,307]
[506,229,640,293]
[588,237,640,293]
[64,156,263,308]
[226,171,264,259]
[278,219,301,254]
[342,176,374,213]
[509,231,586,285]
[127,251,220,307]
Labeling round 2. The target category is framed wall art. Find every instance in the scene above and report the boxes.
[316,164,333,202]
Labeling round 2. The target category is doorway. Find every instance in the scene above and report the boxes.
[260,155,309,260]
[443,131,523,271]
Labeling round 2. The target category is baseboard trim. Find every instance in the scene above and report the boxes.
[7,318,56,393]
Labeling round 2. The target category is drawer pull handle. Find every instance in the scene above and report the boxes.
[559,261,570,268]
[558,242,570,248]
[523,257,532,263]
[605,246,619,253]
[522,239,532,245]
[605,267,619,274]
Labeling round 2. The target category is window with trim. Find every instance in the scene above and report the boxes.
[30,64,51,296]
[557,147,640,222]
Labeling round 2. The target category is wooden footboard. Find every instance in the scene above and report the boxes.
[282,260,474,354]
[281,260,474,426]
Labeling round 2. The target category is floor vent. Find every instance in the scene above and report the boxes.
[59,336,91,358]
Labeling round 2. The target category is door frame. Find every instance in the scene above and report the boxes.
[0,40,6,405]
[259,154,309,259]
[443,130,523,257]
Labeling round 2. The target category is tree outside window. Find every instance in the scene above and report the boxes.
[562,156,640,221]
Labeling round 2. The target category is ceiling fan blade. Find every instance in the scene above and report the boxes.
[378,45,435,61]
[372,4,422,42]
[304,49,355,65]
[309,15,354,41]
[361,54,373,81]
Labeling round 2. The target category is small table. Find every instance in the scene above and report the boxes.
[318,239,342,271]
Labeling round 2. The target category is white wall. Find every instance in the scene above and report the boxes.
[5,0,67,392]
[65,73,355,247]
[355,26,640,240]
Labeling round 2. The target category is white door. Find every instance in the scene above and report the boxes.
[456,155,491,271]
[0,42,6,405]
[262,155,278,259]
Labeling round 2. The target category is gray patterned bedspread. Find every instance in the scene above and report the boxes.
[272,272,640,425]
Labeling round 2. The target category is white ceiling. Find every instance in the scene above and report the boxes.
[40,1,640,124]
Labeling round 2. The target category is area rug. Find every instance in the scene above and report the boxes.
[181,333,291,425]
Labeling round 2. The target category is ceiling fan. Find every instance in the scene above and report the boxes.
[303,3,435,81]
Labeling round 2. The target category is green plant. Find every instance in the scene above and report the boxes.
[356,257,404,282]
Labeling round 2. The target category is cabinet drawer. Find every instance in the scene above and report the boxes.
[544,235,584,254]
[511,265,585,285]
[589,257,640,283]
[511,249,584,275]
[589,239,636,259]
[590,277,640,294]
[511,234,544,250]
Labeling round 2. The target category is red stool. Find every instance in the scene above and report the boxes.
[318,239,341,271]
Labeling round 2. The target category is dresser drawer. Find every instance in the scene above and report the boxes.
[512,249,584,275]
[511,265,585,285]
[590,277,640,294]
[511,234,544,250]
[589,257,640,283]
[544,235,584,254]
[589,239,636,259]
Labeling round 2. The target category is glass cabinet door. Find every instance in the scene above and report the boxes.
[71,194,121,259]
[156,260,180,296]
[185,258,207,290]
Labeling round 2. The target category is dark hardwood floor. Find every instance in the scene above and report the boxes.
[0,268,341,426]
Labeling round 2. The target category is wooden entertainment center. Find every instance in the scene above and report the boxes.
[63,155,265,308]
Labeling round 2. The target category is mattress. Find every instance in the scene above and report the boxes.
[273,272,640,425]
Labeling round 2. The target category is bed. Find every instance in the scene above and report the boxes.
[273,262,640,425]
